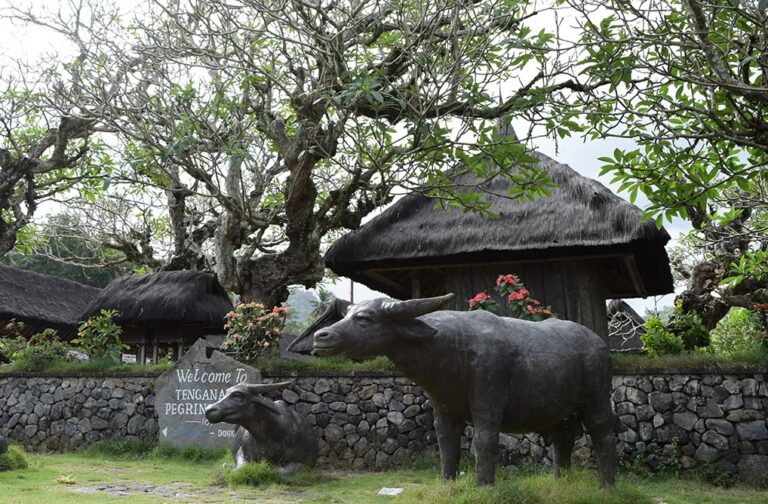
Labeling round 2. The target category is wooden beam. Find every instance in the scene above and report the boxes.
[364,270,408,291]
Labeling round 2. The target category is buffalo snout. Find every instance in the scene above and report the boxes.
[205,404,224,424]
[313,328,342,355]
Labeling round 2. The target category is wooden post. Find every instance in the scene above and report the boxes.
[411,273,421,299]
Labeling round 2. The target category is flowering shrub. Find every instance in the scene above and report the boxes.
[468,273,555,321]
[468,292,498,312]
[222,302,289,362]
[74,309,128,363]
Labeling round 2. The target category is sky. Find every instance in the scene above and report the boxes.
[0,1,689,317]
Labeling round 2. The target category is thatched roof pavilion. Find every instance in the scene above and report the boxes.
[0,264,100,338]
[325,152,673,340]
[81,270,233,362]
[607,299,647,353]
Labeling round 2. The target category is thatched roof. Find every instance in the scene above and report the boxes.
[326,151,673,299]
[0,264,100,332]
[81,271,233,326]
[607,299,646,353]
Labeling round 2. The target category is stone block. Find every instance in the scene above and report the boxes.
[649,392,673,412]
[702,430,729,451]
[672,411,698,431]
[737,455,768,486]
[705,419,734,436]
[736,421,768,441]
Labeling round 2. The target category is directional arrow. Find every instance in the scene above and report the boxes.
[162,427,168,437]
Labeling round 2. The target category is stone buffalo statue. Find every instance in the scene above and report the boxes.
[205,381,318,474]
[313,294,616,487]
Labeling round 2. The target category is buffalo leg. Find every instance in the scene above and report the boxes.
[583,413,616,489]
[433,406,463,480]
[551,429,575,478]
[473,421,501,485]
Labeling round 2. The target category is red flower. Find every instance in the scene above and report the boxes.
[532,299,540,306]
[469,292,491,309]
[519,288,529,297]
[497,274,518,287]
[527,305,537,314]
[508,291,526,301]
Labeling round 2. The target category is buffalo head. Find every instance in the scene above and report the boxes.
[313,294,454,358]
[205,381,293,425]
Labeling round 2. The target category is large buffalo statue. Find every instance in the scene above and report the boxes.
[313,293,615,487]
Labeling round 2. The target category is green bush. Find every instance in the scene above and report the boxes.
[700,464,738,488]
[224,460,281,487]
[710,308,762,355]
[0,321,27,362]
[0,445,28,472]
[641,317,684,358]
[669,300,710,350]
[11,329,71,371]
[74,309,128,363]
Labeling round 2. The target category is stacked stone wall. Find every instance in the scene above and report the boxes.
[0,374,158,451]
[1,368,766,483]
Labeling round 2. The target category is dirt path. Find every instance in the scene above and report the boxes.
[74,481,319,503]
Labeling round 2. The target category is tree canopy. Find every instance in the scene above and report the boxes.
[568,0,768,325]
[3,0,588,305]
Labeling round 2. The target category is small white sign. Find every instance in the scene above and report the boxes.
[377,487,404,496]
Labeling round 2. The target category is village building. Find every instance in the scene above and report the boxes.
[81,270,233,363]
[324,152,674,341]
[0,264,100,339]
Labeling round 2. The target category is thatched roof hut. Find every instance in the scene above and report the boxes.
[81,271,233,362]
[82,270,232,325]
[607,299,647,353]
[0,264,100,338]
[325,151,673,339]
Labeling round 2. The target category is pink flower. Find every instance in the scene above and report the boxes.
[469,292,491,309]
[496,274,519,286]
[532,299,540,306]
[527,305,537,314]
[508,291,525,301]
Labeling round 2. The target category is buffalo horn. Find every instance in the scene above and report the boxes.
[383,293,454,320]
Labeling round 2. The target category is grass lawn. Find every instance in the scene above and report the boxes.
[1,450,767,504]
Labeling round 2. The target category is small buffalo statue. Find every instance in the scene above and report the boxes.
[314,293,616,488]
[205,381,318,474]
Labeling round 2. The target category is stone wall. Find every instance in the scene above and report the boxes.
[1,368,767,484]
[0,373,158,451]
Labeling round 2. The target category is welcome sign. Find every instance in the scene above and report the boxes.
[155,339,261,449]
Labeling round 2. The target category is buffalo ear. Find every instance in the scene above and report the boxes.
[397,318,439,340]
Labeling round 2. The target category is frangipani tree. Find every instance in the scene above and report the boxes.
[7,0,590,305]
